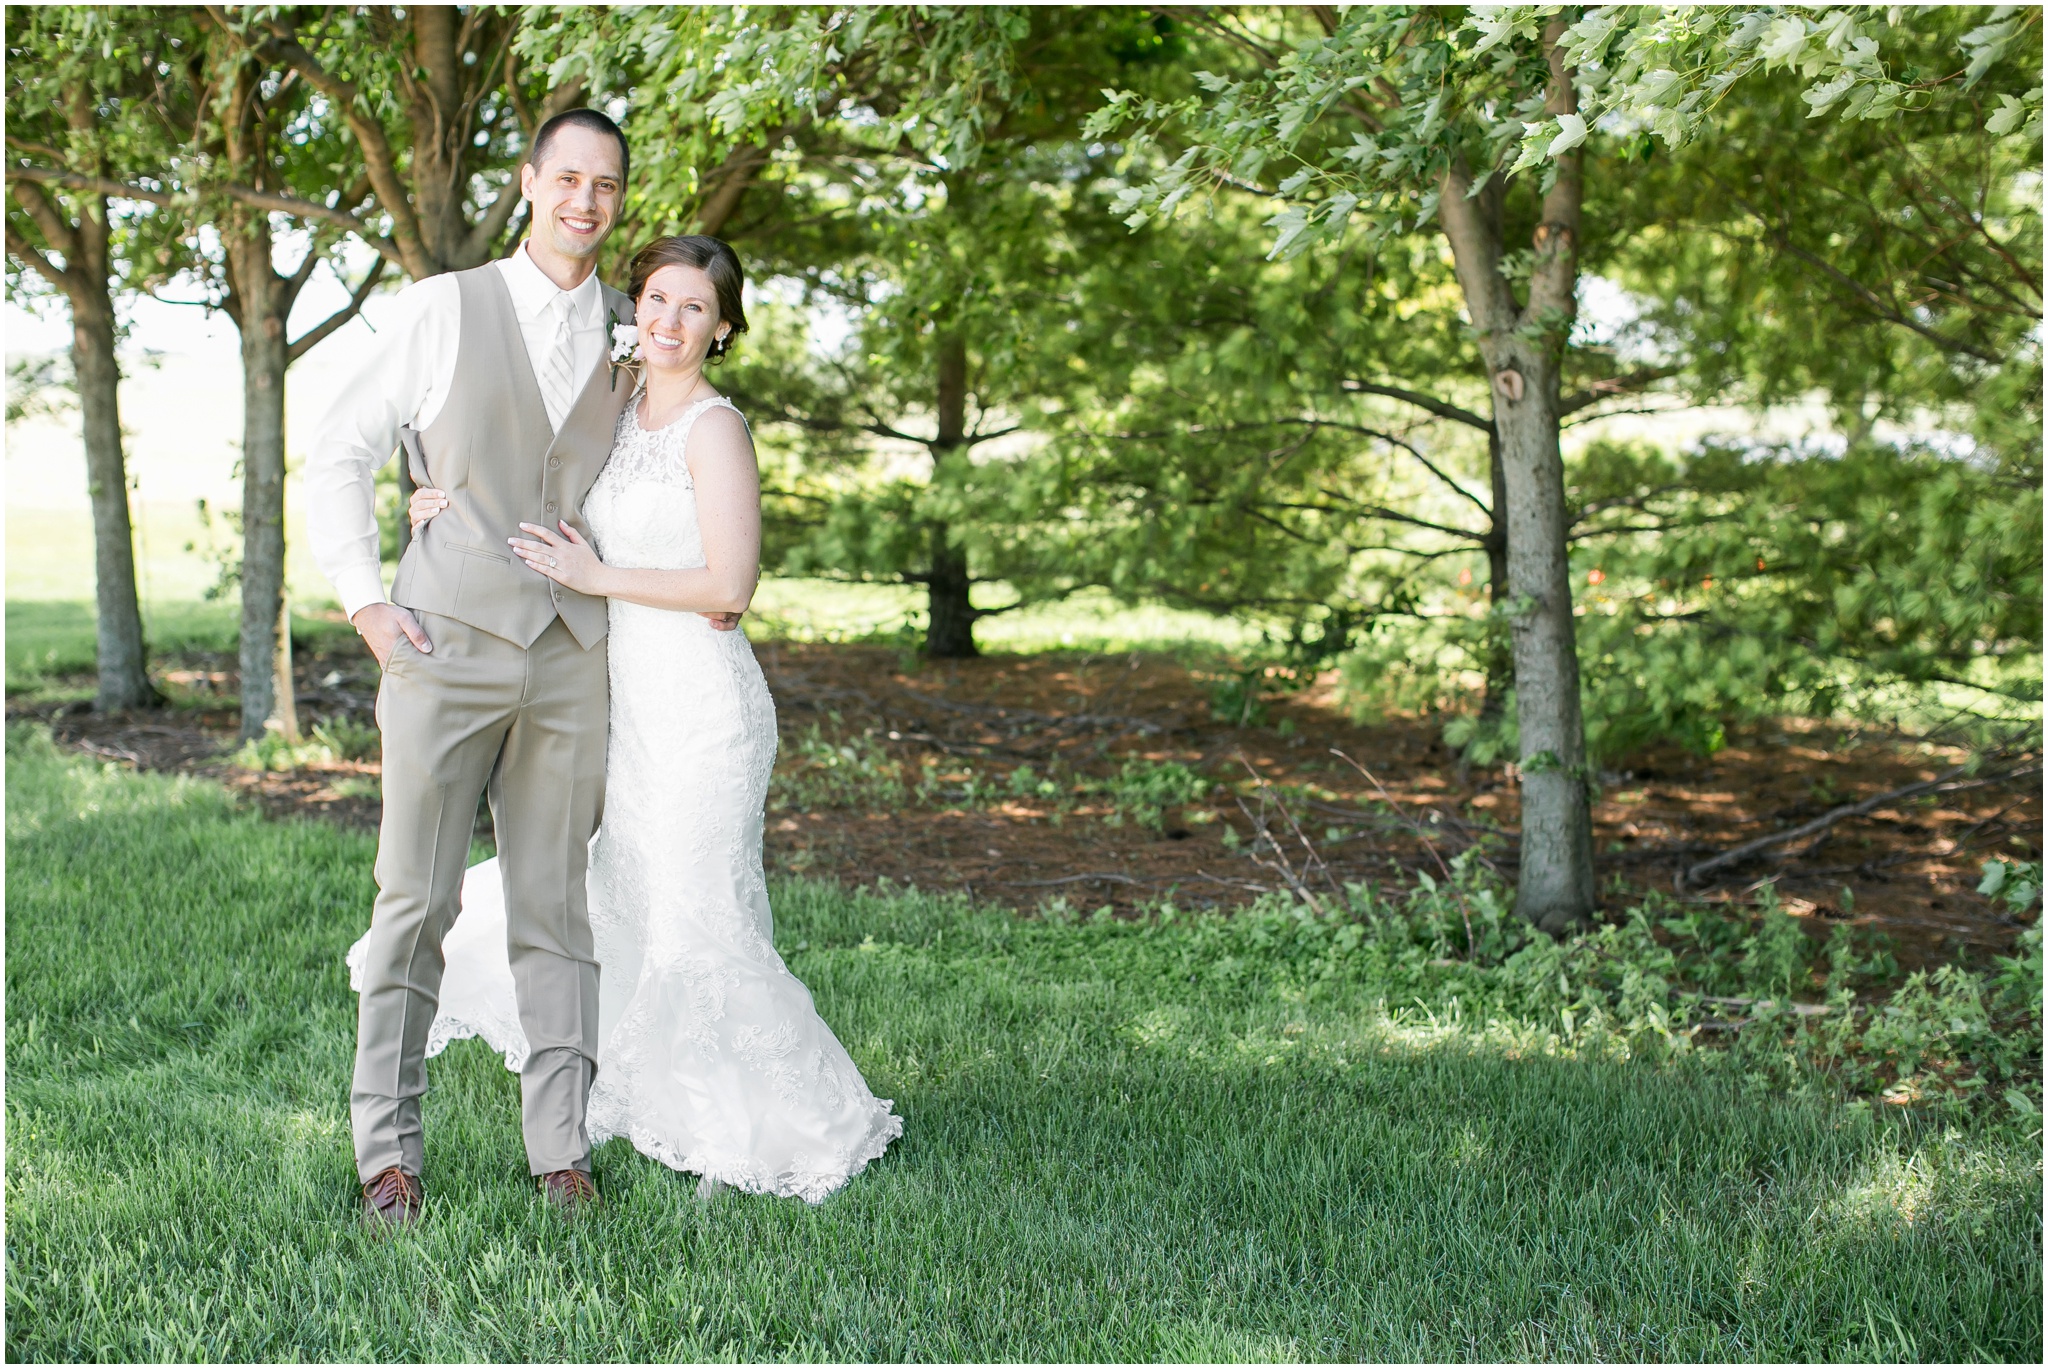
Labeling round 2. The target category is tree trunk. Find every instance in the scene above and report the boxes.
[230,220,292,742]
[922,331,979,658]
[1436,25,1596,932]
[72,292,159,712]
[924,526,979,659]
[1492,345,1597,933]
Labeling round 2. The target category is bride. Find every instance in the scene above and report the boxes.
[350,234,901,1205]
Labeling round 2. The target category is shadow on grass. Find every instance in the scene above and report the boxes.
[5,727,2039,1361]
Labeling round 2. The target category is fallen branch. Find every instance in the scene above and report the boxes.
[1000,872,1153,888]
[1195,869,1276,894]
[1700,995,1833,1017]
[1679,763,2042,890]
[72,739,145,767]
[1301,795,1511,845]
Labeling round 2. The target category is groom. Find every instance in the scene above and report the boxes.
[306,109,730,1227]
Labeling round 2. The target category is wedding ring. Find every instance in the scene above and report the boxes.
[548,556,559,567]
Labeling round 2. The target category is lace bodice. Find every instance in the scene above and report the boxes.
[583,393,740,572]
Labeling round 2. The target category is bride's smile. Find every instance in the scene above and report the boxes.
[635,263,731,379]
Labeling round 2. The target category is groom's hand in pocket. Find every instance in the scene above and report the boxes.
[353,602,433,667]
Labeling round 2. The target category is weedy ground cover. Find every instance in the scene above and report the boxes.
[6,725,2039,1362]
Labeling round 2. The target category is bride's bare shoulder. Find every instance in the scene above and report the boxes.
[683,401,755,467]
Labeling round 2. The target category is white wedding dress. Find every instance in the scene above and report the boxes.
[348,394,901,1204]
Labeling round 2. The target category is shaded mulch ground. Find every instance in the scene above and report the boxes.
[13,632,2038,973]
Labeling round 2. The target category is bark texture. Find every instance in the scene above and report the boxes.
[227,214,291,740]
[74,289,160,711]
[923,332,979,658]
[1480,429,1513,725]
[924,530,979,659]
[1433,19,1596,932]
[6,153,160,710]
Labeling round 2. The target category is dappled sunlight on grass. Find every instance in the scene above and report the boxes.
[6,726,2040,1360]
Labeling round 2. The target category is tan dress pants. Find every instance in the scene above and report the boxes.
[352,611,608,1181]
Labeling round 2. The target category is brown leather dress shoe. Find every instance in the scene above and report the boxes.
[537,1168,601,1214]
[360,1166,423,1231]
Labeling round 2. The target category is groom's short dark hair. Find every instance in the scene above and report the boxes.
[529,108,630,183]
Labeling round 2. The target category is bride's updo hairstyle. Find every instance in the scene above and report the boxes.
[626,234,749,364]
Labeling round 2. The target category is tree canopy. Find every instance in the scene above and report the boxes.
[6,3,2037,930]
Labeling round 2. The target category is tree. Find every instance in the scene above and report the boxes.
[739,156,1105,659]
[5,6,172,711]
[1547,10,2042,754]
[1590,7,2041,467]
[144,17,387,740]
[527,4,1064,656]
[1091,2,2041,931]
[1093,8,1604,929]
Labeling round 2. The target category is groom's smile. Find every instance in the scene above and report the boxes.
[520,122,626,267]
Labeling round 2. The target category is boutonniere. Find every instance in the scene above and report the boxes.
[607,313,643,391]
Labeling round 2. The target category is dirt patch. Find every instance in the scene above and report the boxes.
[13,633,2039,972]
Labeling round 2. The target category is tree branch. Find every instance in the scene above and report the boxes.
[1520,15,1582,333]
[7,179,83,268]
[1300,490,1487,541]
[1340,377,1491,431]
[506,45,540,141]
[4,216,68,290]
[3,135,71,166]
[219,184,404,268]
[964,423,1022,447]
[1558,365,1680,415]
[462,180,527,264]
[694,140,773,236]
[237,11,429,276]
[6,164,173,209]
[288,256,387,364]
[1773,236,2004,362]
[284,237,324,295]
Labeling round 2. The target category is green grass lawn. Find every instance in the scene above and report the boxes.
[5,726,2039,1361]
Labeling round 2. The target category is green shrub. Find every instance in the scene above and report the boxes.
[1145,853,2042,1125]
[772,724,911,811]
[309,714,378,763]
[1101,759,1211,830]
[1206,669,1268,727]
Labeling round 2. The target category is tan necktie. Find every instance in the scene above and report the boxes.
[539,293,578,432]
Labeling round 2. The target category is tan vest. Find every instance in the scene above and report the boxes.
[389,265,632,649]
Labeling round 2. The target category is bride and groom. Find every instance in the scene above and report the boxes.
[305,108,900,1228]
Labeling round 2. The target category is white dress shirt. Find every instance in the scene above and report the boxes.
[303,242,612,620]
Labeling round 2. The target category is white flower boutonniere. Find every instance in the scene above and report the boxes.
[607,315,642,390]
